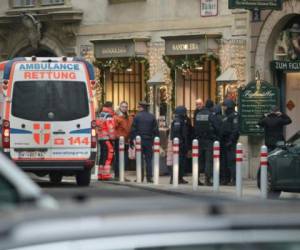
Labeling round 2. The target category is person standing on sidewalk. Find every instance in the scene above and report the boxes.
[220,98,240,186]
[258,105,292,152]
[130,101,159,183]
[193,99,216,186]
[113,101,134,180]
[96,101,116,180]
[170,106,192,184]
[210,104,223,142]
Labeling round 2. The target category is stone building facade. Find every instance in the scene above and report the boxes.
[0,0,249,111]
[0,0,254,175]
[75,0,249,116]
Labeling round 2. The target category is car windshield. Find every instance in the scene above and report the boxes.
[11,81,89,121]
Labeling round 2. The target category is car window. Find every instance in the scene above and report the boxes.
[12,81,89,121]
[0,173,19,208]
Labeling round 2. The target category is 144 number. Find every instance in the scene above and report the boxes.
[68,137,89,145]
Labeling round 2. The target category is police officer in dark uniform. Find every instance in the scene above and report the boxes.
[258,105,291,152]
[194,99,216,186]
[130,101,159,183]
[220,98,239,186]
[210,104,223,142]
[170,106,191,184]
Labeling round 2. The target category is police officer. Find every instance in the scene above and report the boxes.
[194,99,216,186]
[170,106,191,184]
[258,105,291,152]
[210,104,223,142]
[220,98,239,186]
[130,101,159,183]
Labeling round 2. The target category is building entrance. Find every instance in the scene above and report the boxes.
[105,62,145,113]
[175,60,216,119]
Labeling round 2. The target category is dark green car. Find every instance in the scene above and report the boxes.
[257,131,300,198]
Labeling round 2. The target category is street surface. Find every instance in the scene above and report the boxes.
[34,172,300,206]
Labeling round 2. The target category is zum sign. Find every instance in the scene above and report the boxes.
[68,137,89,145]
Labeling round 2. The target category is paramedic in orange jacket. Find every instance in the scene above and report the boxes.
[113,101,134,180]
[96,101,116,180]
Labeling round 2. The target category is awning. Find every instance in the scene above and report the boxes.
[91,38,149,59]
[216,67,238,83]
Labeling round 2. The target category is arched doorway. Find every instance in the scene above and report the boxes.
[14,46,57,57]
[255,1,300,80]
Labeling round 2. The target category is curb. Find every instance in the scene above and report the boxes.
[105,181,250,202]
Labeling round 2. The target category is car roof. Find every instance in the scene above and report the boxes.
[1,198,300,249]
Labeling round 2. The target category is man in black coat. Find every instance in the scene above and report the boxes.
[258,106,292,152]
[130,101,159,183]
[193,100,217,186]
[170,106,192,184]
[220,99,240,186]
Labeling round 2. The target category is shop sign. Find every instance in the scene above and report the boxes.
[238,80,279,135]
[92,40,135,58]
[200,0,218,17]
[228,0,282,10]
[163,36,206,56]
[272,61,300,71]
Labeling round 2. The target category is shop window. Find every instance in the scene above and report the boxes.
[176,60,215,119]
[12,0,36,7]
[105,62,144,113]
[40,0,64,5]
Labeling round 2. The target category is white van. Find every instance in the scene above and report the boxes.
[0,57,97,186]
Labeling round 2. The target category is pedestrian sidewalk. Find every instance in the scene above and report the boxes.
[105,171,263,200]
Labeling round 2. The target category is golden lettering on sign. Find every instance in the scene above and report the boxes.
[102,47,127,54]
[172,43,199,51]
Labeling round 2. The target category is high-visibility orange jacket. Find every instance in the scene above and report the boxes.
[96,107,116,140]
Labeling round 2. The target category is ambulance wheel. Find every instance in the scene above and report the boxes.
[49,173,63,184]
[76,169,91,187]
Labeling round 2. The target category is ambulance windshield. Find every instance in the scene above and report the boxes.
[11,81,89,121]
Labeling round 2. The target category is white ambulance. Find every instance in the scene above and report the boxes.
[0,57,97,186]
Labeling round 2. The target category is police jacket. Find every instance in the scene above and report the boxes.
[171,115,191,151]
[210,105,223,141]
[193,108,216,141]
[221,109,239,145]
[130,110,159,141]
[258,112,291,147]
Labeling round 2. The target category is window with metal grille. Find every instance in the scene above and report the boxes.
[105,63,145,113]
[40,0,64,5]
[12,0,36,7]
[176,60,215,120]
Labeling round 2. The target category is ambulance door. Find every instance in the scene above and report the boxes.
[50,80,91,161]
[9,81,52,160]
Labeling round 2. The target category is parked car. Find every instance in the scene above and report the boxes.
[0,152,58,210]
[257,131,300,198]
